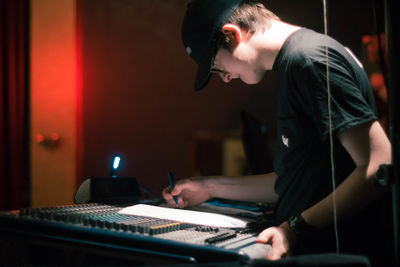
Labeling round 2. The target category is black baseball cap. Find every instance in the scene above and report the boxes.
[182,0,242,91]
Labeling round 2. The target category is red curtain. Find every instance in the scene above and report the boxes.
[0,0,30,210]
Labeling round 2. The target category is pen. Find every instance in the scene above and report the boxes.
[168,171,178,205]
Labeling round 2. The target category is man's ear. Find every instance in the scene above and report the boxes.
[221,23,243,47]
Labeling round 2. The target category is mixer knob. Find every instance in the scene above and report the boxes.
[129,225,137,233]
[105,221,113,229]
[45,212,54,220]
[68,215,78,224]
[120,223,129,231]
[89,218,97,227]
[82,217,90,226]
[112,222,122,230]
[30,209,39,219]
[97,220,105,228]
[54,214,62,221]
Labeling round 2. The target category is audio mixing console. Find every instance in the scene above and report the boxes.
[0,202,272,265]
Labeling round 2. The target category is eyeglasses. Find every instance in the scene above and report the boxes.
[211,63,227,75]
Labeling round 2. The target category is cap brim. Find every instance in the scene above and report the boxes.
[193,53,215,91]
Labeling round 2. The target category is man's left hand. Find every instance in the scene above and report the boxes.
[255,221,297,260]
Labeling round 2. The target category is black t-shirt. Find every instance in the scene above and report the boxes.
[271,29,391,264]
[273,28,377,223]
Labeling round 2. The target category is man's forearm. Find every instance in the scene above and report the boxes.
[301,121,391,229]
[207,172,279,203]
[301,166,388,229]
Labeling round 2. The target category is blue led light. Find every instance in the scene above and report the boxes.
[113,156,121,170]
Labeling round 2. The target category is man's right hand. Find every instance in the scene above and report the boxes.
[162,177,212,208]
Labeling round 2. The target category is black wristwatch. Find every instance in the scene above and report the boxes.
[287,214,315,237]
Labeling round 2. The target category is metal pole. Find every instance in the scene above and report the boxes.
[384,0,399,265]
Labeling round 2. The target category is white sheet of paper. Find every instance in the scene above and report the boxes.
[118,204,247,228]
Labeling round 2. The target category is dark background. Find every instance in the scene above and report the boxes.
[80,0,383,197]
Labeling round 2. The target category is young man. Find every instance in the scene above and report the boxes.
[163,0,392,265]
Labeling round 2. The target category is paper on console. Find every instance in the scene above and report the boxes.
[118,204,247,228]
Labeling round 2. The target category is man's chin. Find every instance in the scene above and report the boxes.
[240,74,265,85]
[241,78,262,85]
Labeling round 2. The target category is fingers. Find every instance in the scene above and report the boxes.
[162,181,190,208]
[161,186,173,201]
[161,178,206,208]
[170,179,192,195]
[162,188,178,207]
[256,227,274,243]
[256,229,278,260]
[256,227,289,261]
[162,186,176,206]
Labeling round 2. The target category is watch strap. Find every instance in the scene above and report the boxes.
[288,214,315,237]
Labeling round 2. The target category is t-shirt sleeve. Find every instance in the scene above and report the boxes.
[294,52,378,142]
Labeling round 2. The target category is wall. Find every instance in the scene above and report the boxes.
[30,0,78,207]
[80,0,277,197]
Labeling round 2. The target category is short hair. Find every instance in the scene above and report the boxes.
[218,0,280,49]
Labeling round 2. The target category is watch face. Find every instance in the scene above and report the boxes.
[288,216,300,235]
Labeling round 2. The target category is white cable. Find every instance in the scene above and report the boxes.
[323,0,340,253]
